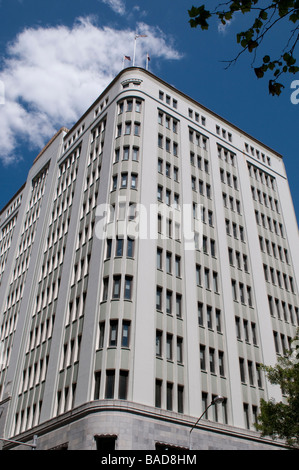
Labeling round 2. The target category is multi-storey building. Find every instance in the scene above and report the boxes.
[0,67,298,450]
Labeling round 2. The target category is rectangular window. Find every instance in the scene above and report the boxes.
[176,294,182,318]
[124,276,133,300]
[115,237,124,257]
[102,277,109,301]
[166,290,172,314]
[166,382,173,411]
[134,122,140,136]
[155,380,162,408]
[109,320,118,347]
[112,275,121,299]
[156,330,162,356]
[123,146,129,160]
[121,172,128,188]
[156,286,162,310]
[166,334,173,360]
[121,321,130,348]
[177,337,183,363]
[178,385,184,413]
[200,345,206,370]
[118,370,128,400]
[198,302,204,326]
[209,348,215,373]
[175,255,181,277]
[94,371,101,400]
[131,173,138,189]
[105,370,115,399]
[132,146,139,161]
[127,237,134,258]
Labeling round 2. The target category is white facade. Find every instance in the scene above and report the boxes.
[0,67,298,450]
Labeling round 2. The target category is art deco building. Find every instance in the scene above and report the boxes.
[0,67,298,450]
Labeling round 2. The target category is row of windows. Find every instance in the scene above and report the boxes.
[223,192,242,214]
[217,145,236,167]
[200,345,225,377]
[67,292,87,325]
[156,286,182,317]
[235,317,258,345]
[231,280,253,307]
[268,295,299,325]
[191,176,211,195]
[216,125,232,142]
[158,134,178,156]
[239,358,263,388]
[94,369,129,400]
[64,123,85,151]
[35,279,61,312]
[114,145,139,163]
[157,185,180,208]
[106,237,135,259]
[251,186,280,213]
[102,275,133,302]
[98,319,131,350]
[112,172,138,191]
[220,168,238,190]
[158,90,177,109]
[259,236,290,263]
[198,302,222,332]
[157,248,181,276]
[60,334,82,370]
[225,219,246,242]
[196,264,219,293]
[116,121,141,138]
[255,210,285,237]
[245,143,271,166]
[91,119,106,143]
[190,151,209,172]
[248,163,275,189]
[20,354,49,393]
[273,330,294,356]
[263,264,296,293]
[118,98,142,115]
[189,129,207,149]
[188,108,206,126]
[158,158,179,181]
[156,330,183,363]
[158,111,178,133]
[228,248,249,272]
[155,379,183,413]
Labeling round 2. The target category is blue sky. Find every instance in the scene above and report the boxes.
[0,0,298,224]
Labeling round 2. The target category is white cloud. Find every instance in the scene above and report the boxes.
[218,20,232,34]
[0,17,181,165]
[100,0,126,15]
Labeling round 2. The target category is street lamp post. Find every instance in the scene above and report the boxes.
[189,395,224,450]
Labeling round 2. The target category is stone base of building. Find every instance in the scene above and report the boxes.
[1,400,286,451]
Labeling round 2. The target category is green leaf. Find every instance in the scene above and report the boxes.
[263,55,271,63]
[247,39,258,52]
[259,10,268,20]
[254,66,265,78]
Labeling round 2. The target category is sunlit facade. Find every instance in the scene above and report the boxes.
[0,67,298,450]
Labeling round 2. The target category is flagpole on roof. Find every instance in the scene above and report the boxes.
[133,34,147,66]
[123,55,131,69]
[146,53,150,71]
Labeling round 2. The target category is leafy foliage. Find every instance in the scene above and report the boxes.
[188,1,299,95]
[256,331,299,448]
